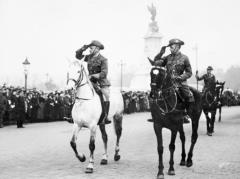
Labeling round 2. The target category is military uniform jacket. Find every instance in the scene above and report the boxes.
[76,52,111,87]
[154,52,192,84]
[197,74,216,91]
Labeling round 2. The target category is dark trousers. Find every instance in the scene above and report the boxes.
[17,111,25,127]
[0,111,4,126]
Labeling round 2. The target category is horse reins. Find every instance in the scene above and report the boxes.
[73,64,95,101]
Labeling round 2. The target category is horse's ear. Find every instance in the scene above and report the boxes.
[148,57,155,66]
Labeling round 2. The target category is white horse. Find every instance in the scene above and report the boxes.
[67,60,124,173]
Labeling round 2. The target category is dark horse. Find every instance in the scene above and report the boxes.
[202,81,225,136]
[149,65,202,179]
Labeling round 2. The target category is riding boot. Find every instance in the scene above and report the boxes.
[103,101,111,124]
[183,102,191,124]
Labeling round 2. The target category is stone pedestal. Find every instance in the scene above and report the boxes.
[129,32,163,91]
[129,4,163,91]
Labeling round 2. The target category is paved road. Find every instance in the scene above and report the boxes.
[1,106,240,179]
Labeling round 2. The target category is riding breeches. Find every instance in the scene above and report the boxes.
[178,84,194,103]
[101,86,110,101]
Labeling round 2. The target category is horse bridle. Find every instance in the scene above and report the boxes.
[69,64,95,100]
[151,66,177,114]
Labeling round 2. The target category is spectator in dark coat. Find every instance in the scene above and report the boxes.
[0,88,8,128]
[15,90,25,128]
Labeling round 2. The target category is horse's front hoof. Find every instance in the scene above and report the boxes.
[207,132,212,136]
[85,167,93,173]
[114,154,121,161]
[167,169,175,175]
[156,174,164,179]
[180,160,186,166]
[100,159,108,165]
[77,154,86,162]
[186,160,193,167]
[156,172,164,179]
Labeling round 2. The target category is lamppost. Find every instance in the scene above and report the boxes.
[22,58,30,91]
[118,60,126,92]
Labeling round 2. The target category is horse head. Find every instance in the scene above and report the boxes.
[148,58,174,98]
[67,60,94,99]
[215,81,225,100]
[150,66,167,96]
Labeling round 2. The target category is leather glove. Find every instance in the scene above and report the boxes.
[78,44,89,52]
[160,46,167,54]
[76,44,89,59]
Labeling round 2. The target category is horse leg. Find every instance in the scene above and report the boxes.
[211,110,216,133]
[113,113,123,161]
[218,106,222,122]
[70,124,86,162]
[85,126,97,173]
[153,122,164,179]
[204,112,211,135]
[179,125,186,166]
[186,118,199,167]
[168,130,177,176]
[99,124,108,165]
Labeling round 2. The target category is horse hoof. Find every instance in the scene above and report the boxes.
[100,159,108,165]
[85,167,93,173]
[180,160,186,166]
[207,132,212,136]
[114,154,121,161]
[77,154,86,162]
[156,174,164,179]
[167,169,175,175]
[186,161,193,167]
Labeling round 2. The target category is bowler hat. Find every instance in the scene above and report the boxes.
[89,40,104,50]
[168,39,184,46]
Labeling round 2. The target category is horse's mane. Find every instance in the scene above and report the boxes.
[69,60,95,91]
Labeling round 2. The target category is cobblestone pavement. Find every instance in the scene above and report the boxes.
[1,106,240,179]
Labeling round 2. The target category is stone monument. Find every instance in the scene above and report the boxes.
[129,4,163,91]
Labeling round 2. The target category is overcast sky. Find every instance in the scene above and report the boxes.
[0,0,240,87]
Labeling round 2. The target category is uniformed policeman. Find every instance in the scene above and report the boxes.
[154,38,194,123]
[195,66,216,93]
[75,40,111,124]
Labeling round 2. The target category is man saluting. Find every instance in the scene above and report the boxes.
[75,40,111,125]
[153,38,194,123]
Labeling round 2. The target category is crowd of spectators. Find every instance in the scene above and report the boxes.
[0,85,74,128]
[0,84,151,128]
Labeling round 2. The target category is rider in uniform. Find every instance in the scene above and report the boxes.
[153,38,194,123]
[195,66,216,94]
[75,40,111,125]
